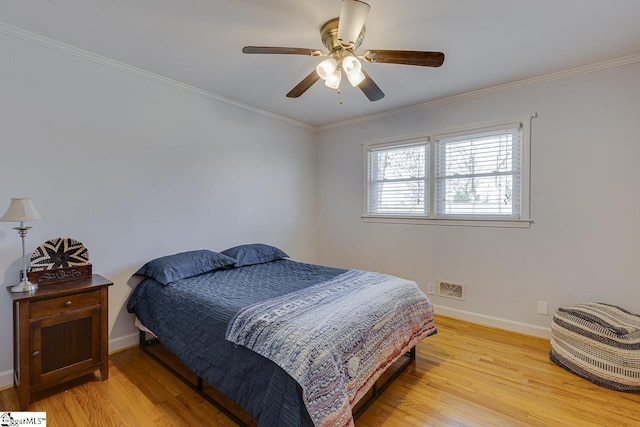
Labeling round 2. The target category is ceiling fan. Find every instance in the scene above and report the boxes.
[242,0,445,102]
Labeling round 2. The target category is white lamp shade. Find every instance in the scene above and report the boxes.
[346,68,366,87]
[342,55,366,86]
[342,55,361,75]
[337,0,371,47]
[0,198,43,222]
[324,69,342,89]
[316,57,338,80]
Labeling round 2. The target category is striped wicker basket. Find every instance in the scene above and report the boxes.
[550,302,640,391]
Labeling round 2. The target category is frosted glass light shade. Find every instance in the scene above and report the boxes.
[316,58,338,80]
[342,55,365,86]
[324,69,342,89]
[346,69,365,87]
[342,55,361,75]
[0,198,42,222]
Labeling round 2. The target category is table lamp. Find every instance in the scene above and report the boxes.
[1,197,43,292]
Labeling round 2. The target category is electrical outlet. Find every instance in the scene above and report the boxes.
[537,301,548,316]
[426,282,436,295]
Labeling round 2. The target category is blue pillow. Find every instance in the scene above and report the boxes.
[135,249,236,285]
[221,243,289,267]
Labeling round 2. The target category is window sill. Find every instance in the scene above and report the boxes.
[361,215,532,228]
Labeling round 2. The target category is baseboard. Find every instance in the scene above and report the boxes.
[0,333,141,390]
[0,369,13,391]
[108,332,140,354]
[434,304,552,339]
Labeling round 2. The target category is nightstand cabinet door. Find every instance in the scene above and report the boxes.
[30,304,101,387]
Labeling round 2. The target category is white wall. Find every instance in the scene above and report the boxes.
[316,61,640,337]
[0,33,318,386]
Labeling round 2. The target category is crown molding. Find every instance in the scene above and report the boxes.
[317,52,640,131]
[0,21,314,131]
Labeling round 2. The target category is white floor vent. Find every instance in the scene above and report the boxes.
[437,280,466,301]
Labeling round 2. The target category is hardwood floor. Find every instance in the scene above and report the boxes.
[1,315,639,426]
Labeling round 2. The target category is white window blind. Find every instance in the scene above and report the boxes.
[367,141,429,215]
[434,125,522,218]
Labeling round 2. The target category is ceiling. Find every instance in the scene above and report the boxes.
[1,1,640,128]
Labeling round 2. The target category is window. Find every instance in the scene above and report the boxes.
[364,115,533,227]
[367,139,429,215]
[435,125,521,217]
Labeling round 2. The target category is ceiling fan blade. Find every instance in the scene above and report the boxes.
[359,68,385,101]
[337,0,371,47]
[286,70,321,98]
[362,50,445,67]
[242,46,323,56]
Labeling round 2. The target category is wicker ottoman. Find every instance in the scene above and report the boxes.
[550,302,640,391]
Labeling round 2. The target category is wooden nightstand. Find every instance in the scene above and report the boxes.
[7,274,112,410]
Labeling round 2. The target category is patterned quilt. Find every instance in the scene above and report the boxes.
[226,269,437,427]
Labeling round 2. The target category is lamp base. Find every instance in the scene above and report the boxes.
[11,279,38,293]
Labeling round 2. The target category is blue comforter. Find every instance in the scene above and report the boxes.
[127,259,346,426]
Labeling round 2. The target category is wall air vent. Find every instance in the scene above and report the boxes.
[437,280,466,301]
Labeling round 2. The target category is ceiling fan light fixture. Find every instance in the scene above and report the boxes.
[324,69,342,89]
[316,57,338,80]
[337,0,370,48]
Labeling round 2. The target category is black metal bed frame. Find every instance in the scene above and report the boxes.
[139,330,416,426]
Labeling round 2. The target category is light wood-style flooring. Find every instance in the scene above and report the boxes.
[1,315,639,426]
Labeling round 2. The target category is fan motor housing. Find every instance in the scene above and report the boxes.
[320,18,365,53]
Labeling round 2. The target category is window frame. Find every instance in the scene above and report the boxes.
[362,114,534,228]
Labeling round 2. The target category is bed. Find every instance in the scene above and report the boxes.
[127,244,437,427]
